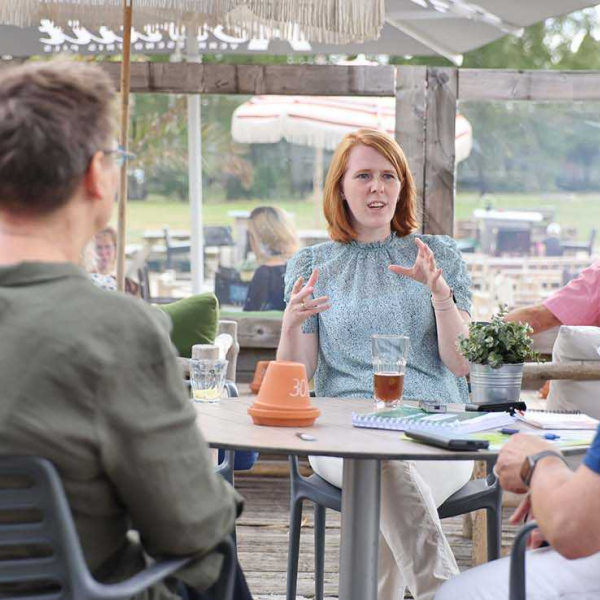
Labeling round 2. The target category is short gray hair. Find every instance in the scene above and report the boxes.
[0,60,116,214]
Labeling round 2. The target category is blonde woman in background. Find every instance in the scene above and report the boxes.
[87,225,140,296]
[243,206,299,311]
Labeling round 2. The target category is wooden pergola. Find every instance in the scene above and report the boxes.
[80,61,600,237]
[4,59,596,235]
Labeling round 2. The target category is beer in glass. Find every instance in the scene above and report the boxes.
[372,335,409,408]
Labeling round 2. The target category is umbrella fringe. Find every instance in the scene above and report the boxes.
[0,0,384,44]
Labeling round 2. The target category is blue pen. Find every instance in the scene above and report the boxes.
[500,427,560,440]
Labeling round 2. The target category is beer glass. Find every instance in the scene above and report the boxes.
[372,335,410,408]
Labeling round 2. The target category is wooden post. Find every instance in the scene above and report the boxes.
[395,66,427,228]
[116,0,133,292]
[471,460,489,566]
[423,67,458,236]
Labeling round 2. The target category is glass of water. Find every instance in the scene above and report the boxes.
[190,359,228,403]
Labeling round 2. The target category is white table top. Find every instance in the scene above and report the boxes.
[473,209,543,223]
[195,396,589,461]
[143,229,190,242]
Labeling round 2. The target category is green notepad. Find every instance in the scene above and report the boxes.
[351,406,515,434]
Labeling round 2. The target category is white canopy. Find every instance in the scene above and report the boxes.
[231,95,473,163]
[0,1,597,63]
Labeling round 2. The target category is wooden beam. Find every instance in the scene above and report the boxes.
[459,69,600,102]
[99,62,395,95]
[395,66,427,228]
[522,361,600,390]
[4,60,600,102]
[423,67,457,236]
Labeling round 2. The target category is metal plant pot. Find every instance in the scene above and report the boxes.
[469,362,524,404]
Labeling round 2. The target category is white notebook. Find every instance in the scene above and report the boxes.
[515,410,599,430]
[352,406,515,434]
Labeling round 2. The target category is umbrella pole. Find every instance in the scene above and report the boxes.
[313,146,324,227]
[116,0,133,292]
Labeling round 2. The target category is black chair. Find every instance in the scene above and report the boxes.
[286,455,502,600]
[508,521,539,600]
[214,267,251,307]
[562,228,597,256]
[163,226,191,271]
[0,456,236,600]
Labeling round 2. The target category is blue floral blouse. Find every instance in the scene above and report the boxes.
[284,233,472,403]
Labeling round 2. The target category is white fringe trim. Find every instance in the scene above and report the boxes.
[0,0,385,44]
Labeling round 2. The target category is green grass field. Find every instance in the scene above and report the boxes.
[115,192,600,245]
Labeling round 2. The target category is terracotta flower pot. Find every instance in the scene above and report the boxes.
[248,361,320,427]
[249,360,271,394]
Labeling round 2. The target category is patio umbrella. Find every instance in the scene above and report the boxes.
[231,94,473,224]
[0,0,386,290]
[2,1,599,64]
[232,95,473,159]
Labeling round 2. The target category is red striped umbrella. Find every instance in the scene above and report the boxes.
[232,95,473,163]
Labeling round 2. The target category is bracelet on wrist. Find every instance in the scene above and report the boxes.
[431,288,455,311]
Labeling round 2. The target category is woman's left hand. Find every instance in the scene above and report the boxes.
[388,238,450,296]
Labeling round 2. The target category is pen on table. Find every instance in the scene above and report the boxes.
[500,427,560,440]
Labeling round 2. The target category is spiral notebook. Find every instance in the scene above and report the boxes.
[515,409,599,430]
[351,406,515,434]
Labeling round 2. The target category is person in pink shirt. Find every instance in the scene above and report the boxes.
[505,260,600,332]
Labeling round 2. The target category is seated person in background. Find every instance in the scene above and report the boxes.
[0,60,250,600]
[505,259,600,333]
[243,206,299,311]
[542,222,563,256]
[435,429,600,600]
[88,225,141,296]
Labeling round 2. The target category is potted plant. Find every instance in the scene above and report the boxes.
[458,305,539,404]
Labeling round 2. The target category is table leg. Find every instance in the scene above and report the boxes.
[339,458,381,600]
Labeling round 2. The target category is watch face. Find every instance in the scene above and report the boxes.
[520,456,534,488]
[520,451,563,488]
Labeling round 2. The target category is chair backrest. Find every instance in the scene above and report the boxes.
[588,228,597,254]
[0,457,193,600]
[0,456,96,600]
[509,521,539,600]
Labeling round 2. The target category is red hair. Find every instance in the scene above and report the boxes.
[323,128,418,243]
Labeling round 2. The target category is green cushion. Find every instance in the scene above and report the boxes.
[159,293,219,358]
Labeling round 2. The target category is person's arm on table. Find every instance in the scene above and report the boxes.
[389,238,470,377]
[97,317,242,591]
[496,433,600,559]
[507,261,600,332]
[277,268,329,380]
[504,304,562,334]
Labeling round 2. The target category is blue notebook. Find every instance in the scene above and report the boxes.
[351,406,515,434]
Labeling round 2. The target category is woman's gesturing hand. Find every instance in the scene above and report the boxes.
[283,268,330,330]
[388,238,450,297]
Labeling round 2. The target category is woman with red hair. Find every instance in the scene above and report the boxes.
[278,128,473,600]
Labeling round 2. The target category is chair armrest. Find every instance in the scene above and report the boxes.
[509,521,540,600]
[87,556,193,600]
[218,321,239,383]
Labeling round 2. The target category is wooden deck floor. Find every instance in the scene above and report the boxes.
[233,463,522,600]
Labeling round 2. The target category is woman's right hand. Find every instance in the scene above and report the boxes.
[283,268,330,330]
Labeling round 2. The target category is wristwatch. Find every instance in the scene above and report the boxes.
[520,450,567,488]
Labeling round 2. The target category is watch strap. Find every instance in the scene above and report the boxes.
[521,450,566,488]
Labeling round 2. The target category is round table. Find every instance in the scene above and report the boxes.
[195,395,589,600]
